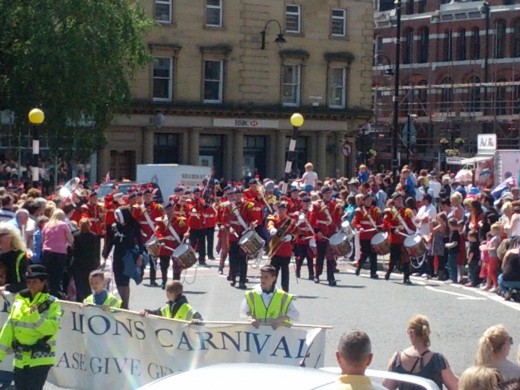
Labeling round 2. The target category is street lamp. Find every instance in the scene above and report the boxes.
[28,108,44,187]
[406,113,417,163]
[391,0,402,176]
[281,113,304,194]
[260,19,286,50]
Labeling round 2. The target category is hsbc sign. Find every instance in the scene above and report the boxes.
[213,118,279,129]
[477,134,497,155]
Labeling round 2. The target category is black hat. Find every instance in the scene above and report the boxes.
[234,187,243,194]
[193,187,201,193]
[278,201,288,209]
[302,196,311,203]
[26,264,48,279]
[320,185,332,194]
[173,187,184,193]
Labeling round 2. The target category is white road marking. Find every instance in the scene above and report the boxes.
[424,286,485,300]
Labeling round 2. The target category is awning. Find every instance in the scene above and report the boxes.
[447,155,493,165]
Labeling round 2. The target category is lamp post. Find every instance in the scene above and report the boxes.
[391,0,402,175]
[281,113,304,195]
[260,19,287,50]
[28,108,44,188]
[481,1,490,119]
[406,113,417,163]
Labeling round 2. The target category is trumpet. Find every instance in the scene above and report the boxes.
[268,217,294,258]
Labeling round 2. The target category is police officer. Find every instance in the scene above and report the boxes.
[0,264,61,390]
[240,265,299,329]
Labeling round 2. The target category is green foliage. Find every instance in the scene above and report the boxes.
[0,0,154,161]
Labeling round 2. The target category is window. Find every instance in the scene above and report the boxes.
[205,0,222,27]
[443,29,453,61]
[153,57,173,101]
[417,27,429,63]
[203,60,223,103]
[418,0,426,13]
[154,133,180,163]
[329,68,347,108]
[403,28,414,64]
[285,5,301,34]
[458,29,467,61]
[440,77,453,112]
[418,80,428,116]
[331,9,346,37]
[468,76,481,112]
[282,64,301,106]
[495,20,506,59]
[514,80,520,115]
[155,0,172,23]
[495,80,507,115]
[470,27,480,60]
[405,0,413,15]
[513,20,520,57]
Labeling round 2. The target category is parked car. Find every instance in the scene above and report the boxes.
[137,363,441,390]
[97,181,164,204]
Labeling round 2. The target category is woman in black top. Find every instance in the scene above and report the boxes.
[0,223,29,293]
[71,218,100,302]
[102,206,144,309]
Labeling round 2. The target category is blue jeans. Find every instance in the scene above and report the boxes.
[498,274,520,293]
[447,252,458,282]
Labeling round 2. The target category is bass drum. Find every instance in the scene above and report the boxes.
[404,234,427,259]
[329,231,352,257]
[173,244,197,269]
[370,232,390,255]
[238,230,265,257]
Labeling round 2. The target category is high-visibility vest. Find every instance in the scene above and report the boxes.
[245,289,293,325]
[160,302,198,321]
[83,292,122,308]
[0,291,61,368]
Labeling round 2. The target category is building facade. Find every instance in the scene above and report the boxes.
[99,0,373,182]
[373,0,520,170]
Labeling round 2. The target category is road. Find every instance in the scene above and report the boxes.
[45,256,520,389]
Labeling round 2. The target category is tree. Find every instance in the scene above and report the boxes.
[0,0,154,161]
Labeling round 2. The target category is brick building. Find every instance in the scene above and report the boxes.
[98,0,373,182]
[373,0,520,170]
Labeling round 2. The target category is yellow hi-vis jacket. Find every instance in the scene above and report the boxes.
[160,302,199,321]
[0,290,61,368]
[245,289,293,325]
[83,292,122,308]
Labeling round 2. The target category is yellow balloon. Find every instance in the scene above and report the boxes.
[290,113,304,127]
[28,108,45,124]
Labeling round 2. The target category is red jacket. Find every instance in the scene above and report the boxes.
[352,206,381,241]
[294,209,315,245]
[187,199,206,230]
[383,207,416,245]
[133,202,164,241]
[225,201,253,243]
[155,216,188,256]
[202,204,218,229]
[86,202,104,236]
[309,201,342,241]
[267,215,296,257]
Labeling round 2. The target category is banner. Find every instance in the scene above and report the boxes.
[0,296,326,389]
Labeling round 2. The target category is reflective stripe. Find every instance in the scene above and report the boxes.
[15,252,25,283]
[11,315,46,329]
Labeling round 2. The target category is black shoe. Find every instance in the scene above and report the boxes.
[161,282,166,290]
[238,283,247,290]
[370,274,379,279]
[334,268,340,273]
[218,267,223,275]
[384,272,390,281]
[355,268,360,276]
[314,277,320,284]
[208,257,216,260]
[226,275,232,281]
[230,280,236,287]
[295,270,301,278]
[199,262,209,268]
[404,279,412,285]
[245,278,249,283]
[150,281,159,287]
[328,280,337,286]
[308,275,315,280]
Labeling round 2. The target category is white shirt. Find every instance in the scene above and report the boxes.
[429,179,441,199]
[415,203,437,236]
[240,284,300,322]
[302,171,318,188]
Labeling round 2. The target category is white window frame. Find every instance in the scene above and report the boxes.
[205,0,222,27]
[329,67,347,109]
[155,0,172,24]
[285,5,301,34]
[203,60,224,103]
[152,57,173,102]
[331,9,346,37]
[282,64,301,107]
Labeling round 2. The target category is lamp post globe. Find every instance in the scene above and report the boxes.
[290,113,304,128]
[28,108,45,125]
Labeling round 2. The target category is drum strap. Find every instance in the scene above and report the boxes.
[366,208,378,229]
[396,209,414,235]
[232,205,248,230]
[143,209,156,233]
[168,224,182,244]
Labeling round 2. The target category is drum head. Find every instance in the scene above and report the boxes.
[404,234,421,247]
[371,232,387,245]
[238,230,253,245]
[330,232,346,245]
[173,243,188,257]
[341,220,351,229]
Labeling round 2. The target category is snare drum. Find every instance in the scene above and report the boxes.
[370,232,390,255]
[404,234,427,258]
[173,244,197,269]
[341,220,354,238]
[329,231,352,257]
[238,230,265,257]
[146,240,161,257]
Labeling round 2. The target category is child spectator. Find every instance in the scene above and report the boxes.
[445,218,460,283]
[466,230,481,287]
[479,232,492,290]
[457,220,467,283]
[83,270,122,308]
[480,223,502,292]
[142,280,202,322]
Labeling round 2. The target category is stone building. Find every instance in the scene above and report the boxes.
[98,0,373,181]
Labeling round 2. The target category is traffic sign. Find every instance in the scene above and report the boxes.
[341,142,352,157]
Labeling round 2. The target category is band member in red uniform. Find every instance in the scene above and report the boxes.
[352,193,381,279]
[132,187,164,286]
[86,191,104,237]
[204,200,218,261]
[267,202,297,292]
[294,196,316,280]
[187,188,208,266]
[155,204,189,288]
[383,193,416,284]
[226,188,253,289]
[285,188,301,220]
[216,185,233,274]
[243,178,269,244]
[309,186,342,286]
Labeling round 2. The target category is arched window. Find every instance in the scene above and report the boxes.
[470,27,480,60]
[417,27,429,63]
[443,29,453,61]
[458,29,467,61]
[495,79,507,115]
[403,28,414,64]
[440,77,453,112]
[513,19,520,57]
[495,20,506,59]
[469,76,481,113]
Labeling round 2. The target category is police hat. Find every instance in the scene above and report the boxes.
[26,264,48,280]
[302,196,311,203]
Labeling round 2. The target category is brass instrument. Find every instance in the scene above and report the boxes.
[258,184,274,214]
[268,217,294,259]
